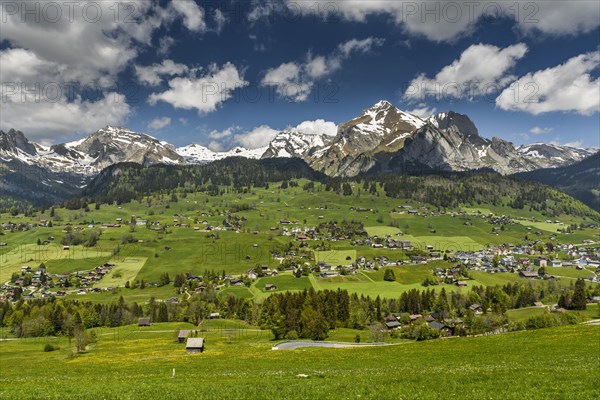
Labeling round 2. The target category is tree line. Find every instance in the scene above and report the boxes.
[1,279,595,341]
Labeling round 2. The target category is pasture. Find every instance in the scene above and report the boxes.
[0,179,597,306]
[364,226,402,237]
[0,324,597,399]
[314,250,356,265]
[95,257,148,288]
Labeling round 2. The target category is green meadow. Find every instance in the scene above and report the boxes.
[0,323,597,399]
[314,249,356,265]
[95,257,148,288]
[0,180,597,304]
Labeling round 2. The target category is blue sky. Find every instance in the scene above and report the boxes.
[1,0,599,149]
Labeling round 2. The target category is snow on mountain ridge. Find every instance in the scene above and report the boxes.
[177,143,266,164]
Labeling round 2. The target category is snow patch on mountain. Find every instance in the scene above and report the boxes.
[177,144,266,164]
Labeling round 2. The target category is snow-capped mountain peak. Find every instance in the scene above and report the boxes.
[427,111,480,137]
[262,129,334,159]
[516,143,594,166]
[352,100,425,137]
[177,143,266,164]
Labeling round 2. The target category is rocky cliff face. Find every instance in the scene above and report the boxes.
[66,126,184,170]
[262,129,334,159]
[304,105,592,176]
[307,100,426,176]
[0,129,38,156]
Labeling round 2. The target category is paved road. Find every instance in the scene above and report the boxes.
[581,319,600,326]
[272,341,396,350]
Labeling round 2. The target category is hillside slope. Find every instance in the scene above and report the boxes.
[512,152,600,211]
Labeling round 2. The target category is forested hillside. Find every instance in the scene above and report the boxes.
[512,152,600,211]
[64,158,600,220]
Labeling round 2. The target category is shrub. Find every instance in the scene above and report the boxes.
[43,343,58,352]
[285,330,299,340]
[383,269,396,282]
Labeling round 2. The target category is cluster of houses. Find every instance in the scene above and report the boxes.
[448,244,600,281]
[0,263,116,301]
[383,312,464,336]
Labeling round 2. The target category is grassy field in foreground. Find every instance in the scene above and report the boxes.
[0,324,598,399]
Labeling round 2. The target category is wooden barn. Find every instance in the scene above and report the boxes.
[178,330,190,343]
[186,338,205,353]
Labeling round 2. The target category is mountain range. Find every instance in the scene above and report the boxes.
[1,100,597,207]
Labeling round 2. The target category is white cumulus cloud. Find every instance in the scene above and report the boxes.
[148,62,248,114]
[208,126,239,139]
[496,52,600,116]
[0,91,131,140]
[147,117,171,130]
[213,9,227,34]
[404,43,528,101]
[406,104,438,119]
[234,125,280,149]
[282,1,600,42]
[171,0,207,32]
[262,37,384,101]
[292,119,338,136]
[529,126,553,135]
[135,59,190,86]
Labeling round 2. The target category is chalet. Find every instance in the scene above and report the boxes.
[455,281,468,287]
[534,257,547,267]
[409,314,422,322]
[385,320,401,330]
[178,330,190,343]
[519,270,539,279]
[550,260,562,267]
[209,312,220,319]
[247,270,258,280]
[518,257,530,266]
[63,246,70,251]
[428,321,445,330]
[399,241,412,250]
[410,256,427,264]
[186,337,205,353]
[265,284,277,291]
[469,304,482,314]
[428,321,452,335]
[138,317,151,326]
